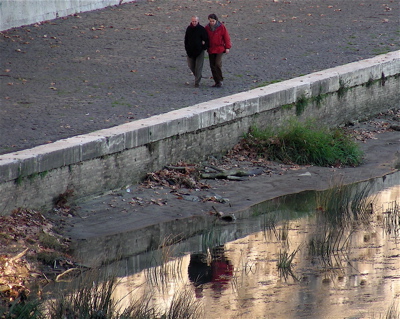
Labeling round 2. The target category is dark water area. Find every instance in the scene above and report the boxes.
[48,172,400,318]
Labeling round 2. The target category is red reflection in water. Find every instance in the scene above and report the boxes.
[188,245,234,299]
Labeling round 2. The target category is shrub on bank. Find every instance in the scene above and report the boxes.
[241,119,363,167]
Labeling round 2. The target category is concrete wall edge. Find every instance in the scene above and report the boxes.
[0,51,399,213]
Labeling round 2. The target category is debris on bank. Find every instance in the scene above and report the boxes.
[0,206,85,305]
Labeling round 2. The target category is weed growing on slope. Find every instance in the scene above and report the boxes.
[241,119,363,167]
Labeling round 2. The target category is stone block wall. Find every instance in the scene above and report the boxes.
[0,0,120,31]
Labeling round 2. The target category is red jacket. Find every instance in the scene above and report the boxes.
[205,22,231,54]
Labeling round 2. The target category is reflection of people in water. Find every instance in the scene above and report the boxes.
[188,253,213,286]
[188,245,233,298]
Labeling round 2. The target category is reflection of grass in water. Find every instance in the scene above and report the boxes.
[383,201,400,239]
[277,248,298,269]
[262,214,290,246]
[145,258,183,293]
[274,221,290,244]
[145,234,184,292]
[263,215,299,281]
[277,247,300,282]
[316,179,375,227]
[382,300,400,319]
[307,224,352,271]
[200,224,232,252]
[200,227,218,252]
[262,214,277,242]
[370,299,400,319]
[306,179,377,273]
[308,225,350,257]
[230,250,256,297]
[158,234,182,264]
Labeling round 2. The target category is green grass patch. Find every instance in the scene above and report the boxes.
[337,79,349,98]
[111,98,132,108]
[242,119,363,167]
[311,92,327,106]
[295,95,308,115]
[253,79,282,88]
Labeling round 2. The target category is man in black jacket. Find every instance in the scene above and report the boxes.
[184,16,209,88]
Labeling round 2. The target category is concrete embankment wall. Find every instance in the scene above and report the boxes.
[0,0,120,31]
[0,51,399,215]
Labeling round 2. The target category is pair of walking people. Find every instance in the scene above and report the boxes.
[184,14,231,88]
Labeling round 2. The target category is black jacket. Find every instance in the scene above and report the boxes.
[184,24,209,58]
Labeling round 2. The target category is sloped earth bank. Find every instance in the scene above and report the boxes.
[0,0,399,154]
[0,109,398,306]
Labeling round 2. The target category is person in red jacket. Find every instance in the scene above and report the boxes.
[205,13,231,88]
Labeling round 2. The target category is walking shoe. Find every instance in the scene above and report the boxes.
[194,83,199,88]
[212,82,223,88]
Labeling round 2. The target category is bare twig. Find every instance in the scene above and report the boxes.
[9,248,29,262]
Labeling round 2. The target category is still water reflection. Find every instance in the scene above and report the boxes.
[71,174,400,318]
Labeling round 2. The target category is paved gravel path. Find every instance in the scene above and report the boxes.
[0,0,399,154]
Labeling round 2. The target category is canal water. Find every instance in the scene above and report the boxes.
[53,172,400,318]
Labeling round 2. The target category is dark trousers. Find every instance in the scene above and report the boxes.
[187,50,205,85]
[208,53,224,84]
